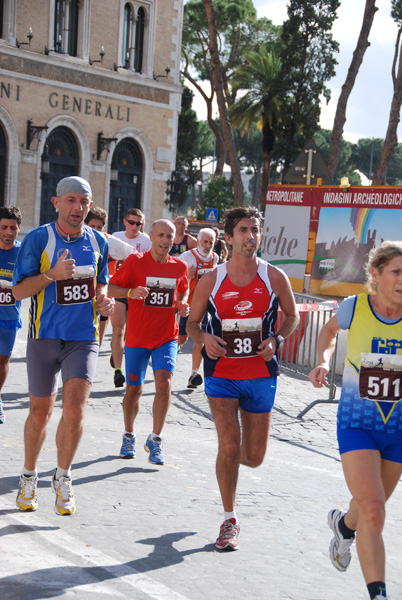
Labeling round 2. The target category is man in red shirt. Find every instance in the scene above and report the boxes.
[108,219,189,465]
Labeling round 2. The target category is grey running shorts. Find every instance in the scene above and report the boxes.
[26,338,99,397]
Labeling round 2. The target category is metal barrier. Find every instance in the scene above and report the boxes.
[277,293,340,418]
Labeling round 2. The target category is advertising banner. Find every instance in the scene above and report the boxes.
[263,185,402,296]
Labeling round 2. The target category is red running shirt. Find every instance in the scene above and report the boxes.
[110,251,188,349]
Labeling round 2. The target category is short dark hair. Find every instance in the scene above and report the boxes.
[125,208,144,221]
[0,205,22,226]
[223,206,262,236]
[85,206,107,226]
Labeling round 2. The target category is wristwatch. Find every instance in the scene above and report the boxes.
[274,334,285,350]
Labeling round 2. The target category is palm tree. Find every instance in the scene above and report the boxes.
[229,49,282,212]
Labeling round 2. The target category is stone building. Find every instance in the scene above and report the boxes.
[0,0,184,234]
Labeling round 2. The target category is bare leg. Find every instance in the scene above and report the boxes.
[122,383,143,431]
[110,301,126,369]
[191,341,204,371]
[24,393,57,471]
[98,318,109,348]
[152,369,173,435]
[56,378,92,470]
[341,449,402,584]
[208,396,241,512]
[0,354,11,392]
[240,409,271,467]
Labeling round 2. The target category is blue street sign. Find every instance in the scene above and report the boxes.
[205,208,219,222]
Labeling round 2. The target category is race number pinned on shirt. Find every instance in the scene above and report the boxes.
[197,267,213,281]
[222,317,262,358]
[0,279,15,305]
[56,266,95,305]
[359,352,402,402]
[144,276,176,308]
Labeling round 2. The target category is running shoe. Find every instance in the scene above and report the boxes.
[328,509,355,571]
[114,369,125,388]
[144,436,165,465]
[120,433,136,458]
[0,397,4,424]
[52,470,76,516]
[215,518,240,551]
[187,372,203,389]
[16,474,38,511]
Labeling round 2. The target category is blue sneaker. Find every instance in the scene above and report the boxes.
[120,433,136,458]
[144,436,165,465]
[0,397,4,424]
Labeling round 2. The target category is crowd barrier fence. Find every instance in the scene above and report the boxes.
[277,293,340,418]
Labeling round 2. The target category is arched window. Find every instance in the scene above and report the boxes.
[109,139,143,233]
[0,1,3,39]
[122,3,133,68]
[134,7,145,73]
[40,127,79,225]
[54,0,79,56]
[0,125,6,207]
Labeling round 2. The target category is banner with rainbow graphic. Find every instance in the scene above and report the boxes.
[263,185,402,296]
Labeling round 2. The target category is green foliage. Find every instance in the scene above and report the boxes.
[195,176,235,220]
[193,120,215,163]
[314,129,361,184]
[275,0,340,166]
[229,49,282,139]
[352,138,402,185]
[391,0,402,24]
[170,86,201,209]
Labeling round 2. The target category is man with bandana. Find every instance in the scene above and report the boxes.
[12,176,113,516]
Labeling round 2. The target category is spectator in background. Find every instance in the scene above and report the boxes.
[110,208,152,387]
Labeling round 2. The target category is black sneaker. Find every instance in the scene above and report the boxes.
[187,372,203,388]
[114,369,125,388]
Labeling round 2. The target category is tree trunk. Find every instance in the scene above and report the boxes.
[327,0,378,179]
[253,168,262,209]
[202,0,244,205]
[373,27,402,185]
[260,114,276,213]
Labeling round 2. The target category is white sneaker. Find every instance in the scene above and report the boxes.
[52,470,76,516]
[16,474,38,511]
[328,509,355,571]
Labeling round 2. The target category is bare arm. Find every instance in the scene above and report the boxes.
[309,315,340,388]
[108,282,149,300]
[96,283,114,317]
[187,270,227,360]
[187,234,197,250]
[175,289,190,317]
[256,265,300,362]
[13,249,75,301]
[220,239,228,261]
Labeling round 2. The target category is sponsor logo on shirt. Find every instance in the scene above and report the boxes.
[253,287,264,294]
[82,246,92,252]
[222,291,239,300]
[234,300,253,312]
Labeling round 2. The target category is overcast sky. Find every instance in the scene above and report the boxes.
[188,0,398,144]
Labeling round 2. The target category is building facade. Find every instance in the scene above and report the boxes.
[0,0,184,234]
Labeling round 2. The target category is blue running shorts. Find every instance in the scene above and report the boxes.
[125,340,178,386]
[0,326,18,357]
[27,338,99,397]
[337,426,402,463]
[205,376,277,413]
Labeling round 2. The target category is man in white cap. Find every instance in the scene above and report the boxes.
[12,176,113,516]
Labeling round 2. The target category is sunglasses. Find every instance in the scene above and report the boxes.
[125,219,142,226]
